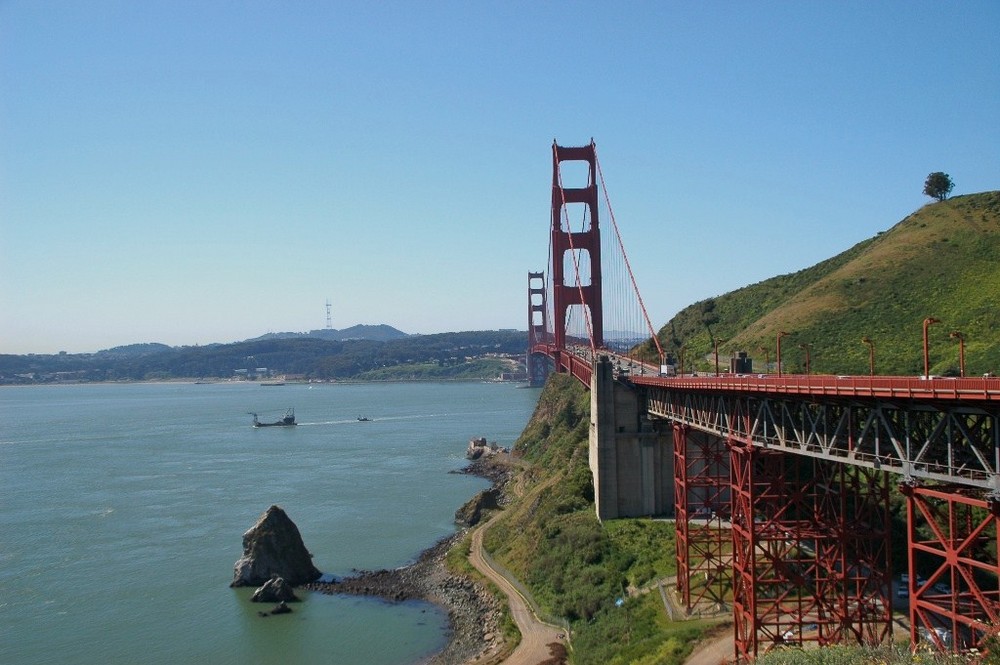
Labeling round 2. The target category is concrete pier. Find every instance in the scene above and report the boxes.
[589,355,674,520]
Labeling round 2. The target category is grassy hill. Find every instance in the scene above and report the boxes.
[482,374,712,665]
[641,191,1000,376]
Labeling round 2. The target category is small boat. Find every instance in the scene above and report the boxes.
[250,408,297,428]
[357,416,373,422]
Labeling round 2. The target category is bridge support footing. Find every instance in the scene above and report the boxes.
[590,356,673,520]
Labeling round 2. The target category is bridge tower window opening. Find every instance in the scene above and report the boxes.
[562,249,592,286]
[557,200,593,233]
[555,157,593,192]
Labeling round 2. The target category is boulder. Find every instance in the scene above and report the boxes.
[230,505,322,587]
[455,488,500,527]
[251,576,299,603]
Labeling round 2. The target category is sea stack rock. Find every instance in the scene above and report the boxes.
[230,505,322,587]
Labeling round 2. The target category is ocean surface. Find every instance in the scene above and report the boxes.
[0,381,540,665]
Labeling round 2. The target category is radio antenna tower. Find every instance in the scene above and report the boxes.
[325,299,333,329]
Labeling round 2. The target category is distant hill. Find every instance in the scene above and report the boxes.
[246,324,410,343]
[0,329,528,384]
[95,343,174,358]
[640,191,1000,376]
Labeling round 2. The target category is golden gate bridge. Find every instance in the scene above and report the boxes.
[527,140,1000,661]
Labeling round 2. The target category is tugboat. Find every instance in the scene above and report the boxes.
[250,408,297,428]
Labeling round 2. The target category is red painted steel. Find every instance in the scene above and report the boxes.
[901,483,1000,652]
[730,441,892,660]
[633,373,1000,403]
[551,142,603,352]
[673,424,733,613]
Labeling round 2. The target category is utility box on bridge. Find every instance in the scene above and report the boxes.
[730,351,752,374]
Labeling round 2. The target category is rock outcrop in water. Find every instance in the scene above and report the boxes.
[251,576,299,603]
[230,505,322,587]
[465,436,508,460]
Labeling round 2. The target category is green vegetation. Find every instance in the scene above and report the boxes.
[754,641,1000,665]
[923,172,955,201]
[0,330,528,384]
[481,374,711,664]
[355,357,514,381]
[639,192,1000,376]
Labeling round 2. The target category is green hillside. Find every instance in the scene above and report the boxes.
[483,374,711,665]
[642,191,1000,376]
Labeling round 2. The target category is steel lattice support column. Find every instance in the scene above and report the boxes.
[902,483,1000,653]
[730,441,893,662]
[674,424,732,613]
[812,461,893,647]
[551,141,602,351]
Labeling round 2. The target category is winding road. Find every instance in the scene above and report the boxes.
[466,470,567,665]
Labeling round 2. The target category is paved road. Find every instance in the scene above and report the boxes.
[468,514,566,664]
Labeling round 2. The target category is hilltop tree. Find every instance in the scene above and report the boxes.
[923,172,954,201]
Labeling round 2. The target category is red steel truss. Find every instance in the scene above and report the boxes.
[674,424,733,613]
[901,483,1000,652]
[729,440,892,661]
[643,383,1000,490]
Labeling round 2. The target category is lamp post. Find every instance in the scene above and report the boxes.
[799,344,811,375]
[776,331,789,377]
[713,338,726,377]
[861,337,875,376]
[758,346,770,374]
[949,331,966,378]
[923,317,941,378]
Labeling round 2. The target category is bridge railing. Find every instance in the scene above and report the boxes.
[633,373,1000,403]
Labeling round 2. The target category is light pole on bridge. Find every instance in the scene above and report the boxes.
[713,338,726,377]
[923,317,941,378]
[950,331,966,378]
[776,331,789,377]
[862,336,875,376]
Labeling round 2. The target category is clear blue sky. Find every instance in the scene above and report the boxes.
[2,1,997,354]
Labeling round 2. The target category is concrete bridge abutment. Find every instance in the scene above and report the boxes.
[589,355,674,520]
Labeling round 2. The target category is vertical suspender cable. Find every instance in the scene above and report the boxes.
[594,146,665,365]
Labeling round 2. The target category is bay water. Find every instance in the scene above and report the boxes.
[0,381,540,664]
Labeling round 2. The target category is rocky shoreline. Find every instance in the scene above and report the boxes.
[302,457,515,665]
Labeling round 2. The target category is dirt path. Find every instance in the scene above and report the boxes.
[683,625,734,665]
[468,524,566,665]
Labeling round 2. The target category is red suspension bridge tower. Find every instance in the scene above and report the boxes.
[551,141,603,354]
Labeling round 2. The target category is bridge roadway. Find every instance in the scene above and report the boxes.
[535,343,1000,491]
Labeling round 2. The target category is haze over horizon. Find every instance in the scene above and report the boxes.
[2,2,997,355]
